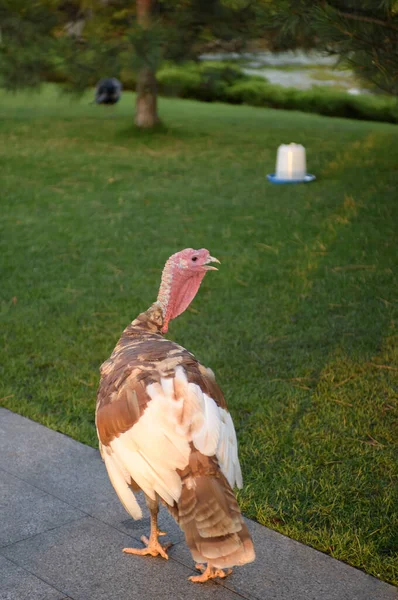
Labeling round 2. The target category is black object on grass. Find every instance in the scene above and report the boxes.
[95,78,122,105]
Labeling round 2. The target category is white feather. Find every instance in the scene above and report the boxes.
[103,365,243,516]
[103,450,142,519]
[160,376,175,398]
[216,408,243,489]
[192,393,221,456]
[110,417,186,505]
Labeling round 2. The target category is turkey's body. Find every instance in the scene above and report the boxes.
[96,303,254,572]
[95,78,122,105]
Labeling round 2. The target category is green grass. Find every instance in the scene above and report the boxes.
[0,85,397,584]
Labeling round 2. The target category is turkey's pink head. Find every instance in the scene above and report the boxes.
[157,248,219,333]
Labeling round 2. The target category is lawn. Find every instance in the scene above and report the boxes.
[0,85,397,584]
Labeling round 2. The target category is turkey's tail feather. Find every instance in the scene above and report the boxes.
[170,449,255,569]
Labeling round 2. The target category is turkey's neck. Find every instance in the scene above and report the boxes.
[157,261,173,318]
[156,258,176,333]
[129,303,164,335]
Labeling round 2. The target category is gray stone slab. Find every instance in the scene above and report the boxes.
[0,491,85,547]
[0,409,184,545]
[1,516,243,600]
[0,409,101,508]
[170,518,397,600]
[0,554,65,600]
[0,469,47,508]
[1,408,396,600]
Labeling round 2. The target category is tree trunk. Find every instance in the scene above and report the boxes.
[134,0,159,128]
[135,66,159,128]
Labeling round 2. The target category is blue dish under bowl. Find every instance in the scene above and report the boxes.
[267,173,316,184]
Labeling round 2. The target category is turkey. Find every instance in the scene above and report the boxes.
[94,77,122,105]
[95,248,255,583]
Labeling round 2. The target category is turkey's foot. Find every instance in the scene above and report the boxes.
[189,563,232,583]
[123,533,171,560]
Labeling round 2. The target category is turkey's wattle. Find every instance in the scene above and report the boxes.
[95,248,255,583]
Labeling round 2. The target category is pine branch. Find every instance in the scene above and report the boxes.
[325,1,398,31]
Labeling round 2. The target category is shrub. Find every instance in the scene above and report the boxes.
[348,93,398,123]
[196,62,248,101]
[198,61,246,84]
[226,80,285,107]
[157,62,263,103]
[199,62,268,102]
[157,66,201,98]
[291,88,349,118]
[226,78,397,123]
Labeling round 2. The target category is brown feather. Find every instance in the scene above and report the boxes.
[96,304,228,444]
[169,447,255,569]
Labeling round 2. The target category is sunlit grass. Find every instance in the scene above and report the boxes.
[0,85,397,584]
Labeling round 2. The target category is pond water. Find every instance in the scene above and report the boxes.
[200,50,368,95]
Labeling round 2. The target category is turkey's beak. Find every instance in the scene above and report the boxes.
[204,256,220,271]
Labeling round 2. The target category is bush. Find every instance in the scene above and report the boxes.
[226,80,285,107]
[225,78,397,123]
[199,62,246,85]
[157,65,201,98]
[348,93,398,123]
[196,62,249,102]
[157,61,261,103]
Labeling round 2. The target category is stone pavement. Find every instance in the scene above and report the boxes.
[0,408,396,600]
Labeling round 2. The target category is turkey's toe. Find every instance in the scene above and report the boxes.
[189,564,232,583]
[123,535,171,560]
[217,568,232,579]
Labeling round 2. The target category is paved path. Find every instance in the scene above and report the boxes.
[0,408,396,600]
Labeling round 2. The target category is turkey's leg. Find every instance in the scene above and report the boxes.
[123,494,171,560]
[189,563,232,583]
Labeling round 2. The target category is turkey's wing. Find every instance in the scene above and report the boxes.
[96,346,241,520]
